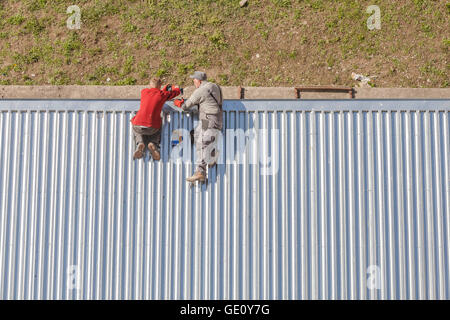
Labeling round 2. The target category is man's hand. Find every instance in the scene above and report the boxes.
[172,85,183,95]
[174,98,184,108]
[172,85,182,94]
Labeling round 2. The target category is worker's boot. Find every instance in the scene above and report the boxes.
[148,142,161,161]
[186,170,206,182]
[133,143,145,160]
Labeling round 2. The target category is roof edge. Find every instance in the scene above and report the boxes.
[0,99,448,112]
[1,86,449,100]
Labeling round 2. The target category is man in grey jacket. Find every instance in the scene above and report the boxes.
[174,71,223,182]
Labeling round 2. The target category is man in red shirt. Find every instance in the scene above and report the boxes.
[131,78,181,160]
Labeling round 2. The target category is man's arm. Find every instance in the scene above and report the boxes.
[180,88,203,111]
[162,87,181,101]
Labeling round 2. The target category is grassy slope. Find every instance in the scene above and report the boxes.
[0,0,448,87]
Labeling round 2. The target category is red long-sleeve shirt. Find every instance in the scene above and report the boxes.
[131,87,181,128]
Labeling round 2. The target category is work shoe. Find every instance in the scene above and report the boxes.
[148,142,161,161]
[133,143,145,160]
[186,171,206,183]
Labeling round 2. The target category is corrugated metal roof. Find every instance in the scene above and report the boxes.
[0,99,449,300]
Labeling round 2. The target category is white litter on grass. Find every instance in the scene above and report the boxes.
[255,53,260,58]
[351,72,374,87]
[352,72,370,82]
[107,77,111,82]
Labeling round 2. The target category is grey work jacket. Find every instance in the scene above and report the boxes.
[181,81,223,115]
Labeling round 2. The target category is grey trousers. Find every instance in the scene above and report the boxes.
[132,125,161,149]
[194,113,223,174]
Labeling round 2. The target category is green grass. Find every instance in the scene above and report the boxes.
[26,0,48,11]
[209,31,228,49]
[49,70,70,85]
[22,16,46,35]
[0,0,448,87]
[115,76,137,85]
[61,32,83,57]
[122,21,137,33]
[7,14,25,25]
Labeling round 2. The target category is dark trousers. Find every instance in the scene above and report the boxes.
[132,125,161,150]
